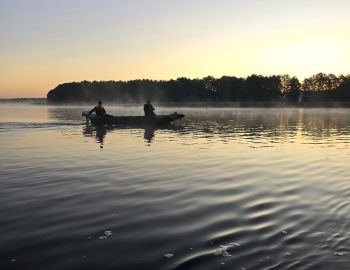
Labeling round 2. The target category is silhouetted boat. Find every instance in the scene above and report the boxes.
[82,111,185,126]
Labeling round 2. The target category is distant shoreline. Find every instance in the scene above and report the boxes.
[155,101,350,108]
[2,98,350,108]
[0,98,47,104]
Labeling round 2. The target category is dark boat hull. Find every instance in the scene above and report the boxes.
[85,113,185,126]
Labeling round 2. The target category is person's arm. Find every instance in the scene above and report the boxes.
[102,107,106,116]
[88,107,96,115]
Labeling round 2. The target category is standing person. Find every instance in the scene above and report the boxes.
[143,100,155,117]
[89,100,107,117]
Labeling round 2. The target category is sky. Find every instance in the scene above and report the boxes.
[1,0,350,98]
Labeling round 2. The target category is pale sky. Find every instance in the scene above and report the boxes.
[1,0,350,98]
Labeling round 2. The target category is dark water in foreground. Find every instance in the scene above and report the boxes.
[1,105,350,270]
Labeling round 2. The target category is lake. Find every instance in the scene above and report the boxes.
[1,104,350,270]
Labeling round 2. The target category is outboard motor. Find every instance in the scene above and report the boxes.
[82,111,90,122]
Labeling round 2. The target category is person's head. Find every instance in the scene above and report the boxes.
[147,100,151,104]
[98,100,102,106]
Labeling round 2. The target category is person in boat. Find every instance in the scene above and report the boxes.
[144,100,155,117]
[89,100,107,117]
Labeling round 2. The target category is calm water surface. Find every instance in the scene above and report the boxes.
[1,104,350,270]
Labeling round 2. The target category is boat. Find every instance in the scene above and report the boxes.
[82,111,185,126]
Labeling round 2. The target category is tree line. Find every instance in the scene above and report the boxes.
[47,73,350,104]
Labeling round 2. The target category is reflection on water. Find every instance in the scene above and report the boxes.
[1,105,350,270]
[144,127,155,143]
[83,123,157,146]
[54,107,350,148]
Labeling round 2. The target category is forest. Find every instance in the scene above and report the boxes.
[47,73,350,105]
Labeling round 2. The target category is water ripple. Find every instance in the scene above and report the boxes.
[1,106,350,269]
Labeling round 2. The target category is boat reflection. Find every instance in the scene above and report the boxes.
[143,127,155,143]
[82,123,170,147]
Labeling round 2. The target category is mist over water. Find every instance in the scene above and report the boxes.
[1,104,350,270]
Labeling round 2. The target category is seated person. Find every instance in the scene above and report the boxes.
[89,100,107,117]
[144,100,155,117]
